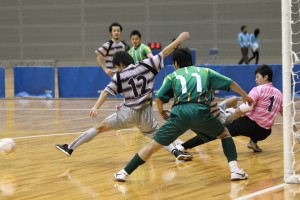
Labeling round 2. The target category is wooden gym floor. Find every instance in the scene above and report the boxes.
[1,69,300,200]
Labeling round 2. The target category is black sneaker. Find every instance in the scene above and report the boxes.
[173,150,193,161]
[55,144,73,156]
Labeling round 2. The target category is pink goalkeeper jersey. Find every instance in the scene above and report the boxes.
[246,83,283,129]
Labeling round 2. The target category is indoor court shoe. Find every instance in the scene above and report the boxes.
[231,169,249,181]
[55,144,73,156]
[174,139,185,151]
[173,150,193,161]
[114,169,128,182]
[247,139,262,152]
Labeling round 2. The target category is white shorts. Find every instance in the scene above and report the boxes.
[105,104,159,138]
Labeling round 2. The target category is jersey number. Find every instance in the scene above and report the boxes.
[128,75,150,97]
[268,96,274,112]
[176,73,202,94]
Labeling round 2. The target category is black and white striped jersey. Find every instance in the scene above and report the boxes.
[95,40,127,73]
[105,52,164,109]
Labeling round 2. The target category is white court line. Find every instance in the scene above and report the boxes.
[10,129,138,140]
[0,108,116,111]
[234,183,286,200]
[11,132,83,140]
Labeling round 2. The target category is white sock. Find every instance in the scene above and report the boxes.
[164,143,176,153]
[229,161,239,172]
[121,169,129,175]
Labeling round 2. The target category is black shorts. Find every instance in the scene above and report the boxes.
[225,116,271,142]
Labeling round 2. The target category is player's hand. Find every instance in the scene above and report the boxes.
[177,32,190,42]
[242,95,254,106]
[90,107,98,117]
[159,110,171,120]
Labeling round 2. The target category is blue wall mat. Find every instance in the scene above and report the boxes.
[292,64,300,97]
[221,64,259,97]
[14,66,55,98]
[0,67,4,98]
[58,66,111,98]
[153,67,166,97]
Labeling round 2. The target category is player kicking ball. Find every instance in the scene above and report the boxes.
[55,32,192,162]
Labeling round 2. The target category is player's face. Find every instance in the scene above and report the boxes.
[130,35,141,48]
[111,26,121,40]
[255,73,266,85]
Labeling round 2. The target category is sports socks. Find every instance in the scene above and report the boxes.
[221,137,238,162]
[164,143,177,153]
[69,127,97,150]
[124,153,145,175]
[182,135,215,150]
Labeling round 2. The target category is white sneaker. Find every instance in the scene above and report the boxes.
[247,139,262,152]
[174,139,185,151]
[113,169,128,182]
[231,169,248,181]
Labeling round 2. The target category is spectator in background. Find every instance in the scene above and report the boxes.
[128,30,153,63]
[248,28,261,64]
[237,25,250,64]
[95,22,129,77]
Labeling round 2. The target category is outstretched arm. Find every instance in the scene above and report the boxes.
[90,90,109,117]
[229,81,253,106]
[161,32,190,58]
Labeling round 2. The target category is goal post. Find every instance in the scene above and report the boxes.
[282,0,300,183]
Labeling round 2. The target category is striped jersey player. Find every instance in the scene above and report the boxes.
[95,22,129,77]
[55,32,193,162]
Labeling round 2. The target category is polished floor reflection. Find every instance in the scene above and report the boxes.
[0,99,299,200]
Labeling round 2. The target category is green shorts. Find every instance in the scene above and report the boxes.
[154,103,225,146]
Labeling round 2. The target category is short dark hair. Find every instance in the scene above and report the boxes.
[112,51,134,67]
[254,28,260,37]
[130,30,141,38]
[241,25,247,31]
[109,22,123,33]
[172,48,193,68]
[255,64,273,82]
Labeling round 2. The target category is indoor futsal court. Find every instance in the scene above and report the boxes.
[0,1,298,199]
[1,69,300,200]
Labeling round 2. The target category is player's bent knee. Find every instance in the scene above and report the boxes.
[95,120,112,133]
[217,129,231,139]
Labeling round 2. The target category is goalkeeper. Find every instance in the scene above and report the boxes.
[176,64,283,153]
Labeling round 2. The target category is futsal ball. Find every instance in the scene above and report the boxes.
[0,138,16,155]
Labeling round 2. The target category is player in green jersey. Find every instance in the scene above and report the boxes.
[114,48,253,182]
[128,30,153,63]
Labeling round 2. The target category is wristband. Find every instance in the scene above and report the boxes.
[239,103,252,112]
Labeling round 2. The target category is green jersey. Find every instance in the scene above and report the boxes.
[156,66,233,107]
[129,43,152,63]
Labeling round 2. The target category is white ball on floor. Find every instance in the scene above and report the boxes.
[0,138,16,155]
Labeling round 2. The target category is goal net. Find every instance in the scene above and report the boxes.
[283,0,300,183]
